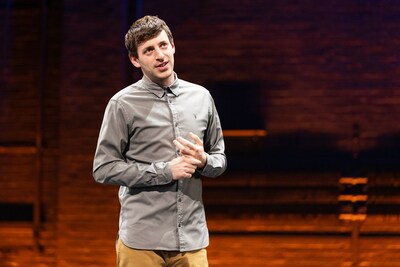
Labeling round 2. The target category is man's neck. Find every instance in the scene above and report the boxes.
[144,73,176,88]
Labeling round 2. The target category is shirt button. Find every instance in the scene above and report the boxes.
[178,198,182,202]
[178,224,181,227]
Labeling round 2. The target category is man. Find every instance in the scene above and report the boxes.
[93,15,227,267]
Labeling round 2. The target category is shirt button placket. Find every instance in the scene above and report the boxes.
[167,96,180,140]
[177,180,185,249]
[166,94,185,250]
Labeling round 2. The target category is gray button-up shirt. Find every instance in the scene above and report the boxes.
[93,74,227,251]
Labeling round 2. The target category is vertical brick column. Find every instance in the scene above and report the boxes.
[57,1,126,266]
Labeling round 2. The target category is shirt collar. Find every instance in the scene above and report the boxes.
[141,73,180,98]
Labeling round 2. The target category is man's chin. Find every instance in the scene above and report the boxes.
[158,72,174,80]
[152,72,174,86]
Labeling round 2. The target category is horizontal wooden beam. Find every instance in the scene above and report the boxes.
[338,195,368,202]
[339,177,368,185]
[223,129,267,137]
[339,214,367,221]
[0,146,37,155]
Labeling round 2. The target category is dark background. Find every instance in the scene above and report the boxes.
[1,0,400,266]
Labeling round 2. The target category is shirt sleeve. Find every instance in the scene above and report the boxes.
[199,94,227,178]
[92,99,174,188]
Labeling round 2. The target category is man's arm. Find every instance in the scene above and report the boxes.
[93,99,174,188]
[93,99,203,187]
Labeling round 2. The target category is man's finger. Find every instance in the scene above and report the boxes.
[176,136,196,149]
[173,140,193,157]
[173,140,185,151]
[184,155,202,166]
[189,132,203,146]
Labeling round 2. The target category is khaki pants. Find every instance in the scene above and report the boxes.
[116,239,209,267]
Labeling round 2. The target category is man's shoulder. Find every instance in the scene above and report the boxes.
[110,82,142,101]
[178,79,209,93]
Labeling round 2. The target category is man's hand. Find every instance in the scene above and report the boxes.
[173,132,207,169]
[170,156,202,180]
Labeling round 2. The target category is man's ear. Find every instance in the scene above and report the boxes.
[129,55,141,68]
[171,41,176,55]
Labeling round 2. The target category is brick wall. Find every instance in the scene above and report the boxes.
[1,1,400,266]
[56,1,124,266]
[148,0,400,153]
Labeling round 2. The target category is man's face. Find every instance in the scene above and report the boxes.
[130,30,175,87]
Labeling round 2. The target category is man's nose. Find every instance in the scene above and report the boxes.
[155,48,165,60]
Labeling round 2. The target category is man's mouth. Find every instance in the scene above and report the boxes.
[156,62,168,67]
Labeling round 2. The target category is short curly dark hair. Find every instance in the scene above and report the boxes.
[125,15,174,58]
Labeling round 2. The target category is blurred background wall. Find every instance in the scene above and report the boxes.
[1,0,400,266]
